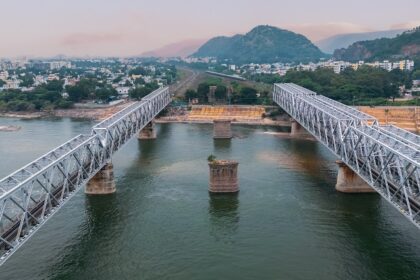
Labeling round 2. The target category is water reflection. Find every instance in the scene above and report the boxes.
[213,139,231,152]
[47,194,121,279]
[208,194,240,241]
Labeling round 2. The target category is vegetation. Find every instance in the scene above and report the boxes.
[0,80,72,112]
[184,77,270,105]
[129,83,159,100]
[207,155,217,162]
[193,25,326,64]
[334,27,420,61]
[280,67,412,105]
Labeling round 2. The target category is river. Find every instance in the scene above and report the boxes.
[0,117,419,280]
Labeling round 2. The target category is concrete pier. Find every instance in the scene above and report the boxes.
[290,119,311,137]
[209,160,239,193]
[335,160,376,193]
[138,121,156,140]
[85,163,116,195]
[213,120,232,139]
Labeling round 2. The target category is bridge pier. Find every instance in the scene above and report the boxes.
[335,161,375,193]
[138,121,156,140]
[290,119,311,137]
[213,120,232,139]
[85,163,116,195]
[209,160,239,193]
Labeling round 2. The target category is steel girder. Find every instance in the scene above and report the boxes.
[0,87,171,265]
[273,83,420,229]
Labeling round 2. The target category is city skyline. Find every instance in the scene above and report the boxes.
[1,0,419,57]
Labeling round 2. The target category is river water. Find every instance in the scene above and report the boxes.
[0,118,419,280]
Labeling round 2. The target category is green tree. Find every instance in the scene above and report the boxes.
[238,87,258,104]
[129,87,152,100]
[185,89,198,101]
[215,85,227,100]
[19,74,35,87]
[95,87,117,102]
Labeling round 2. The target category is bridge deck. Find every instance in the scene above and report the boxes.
[0,87,171,265]
[274,83,420,230]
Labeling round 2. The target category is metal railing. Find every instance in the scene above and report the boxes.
[273,83,420,230]
[0,87,171,264]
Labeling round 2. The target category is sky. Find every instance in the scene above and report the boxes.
[0,0,419,57]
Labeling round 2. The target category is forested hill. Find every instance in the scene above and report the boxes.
[333,27,420,61]
[193,25,326,64]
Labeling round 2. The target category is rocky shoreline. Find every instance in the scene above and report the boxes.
[0,101,135,121]
[0,125,21,132]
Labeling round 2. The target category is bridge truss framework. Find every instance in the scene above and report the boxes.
[274,83,420,230]
[0,87,171,265]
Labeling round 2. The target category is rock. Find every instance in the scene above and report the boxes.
[0,125,21,132]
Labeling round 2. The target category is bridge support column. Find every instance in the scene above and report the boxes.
[336,160,375,193]
[85,163,116,195]
[213,120,232,139]
[290,119,311,137]
[138,121,156,140]
[209,160,239,193]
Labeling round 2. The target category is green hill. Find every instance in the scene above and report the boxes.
[193,25,326,64]
[333,27,420,61]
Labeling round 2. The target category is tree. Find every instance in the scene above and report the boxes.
[413,70,420,80]
[129,66,148,76]
[95,87,117,102]
[129,87,152,100]
[66,79,96,102]
[134,77,145,85]
[185,89,198,101]
[19,74,35,87]
[44,80,64,92]
[215,85,227,100]
[238,87,258,104]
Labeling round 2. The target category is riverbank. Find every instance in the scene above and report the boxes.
[0,101,135,121]
[156,116,291,127]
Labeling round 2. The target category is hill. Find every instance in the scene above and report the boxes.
[316,29,405,54]
[193,25,326,64]
[333,27,420,61]
[141,39,206,58]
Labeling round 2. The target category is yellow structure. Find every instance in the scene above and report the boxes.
[357,106,420,133]
[188,105,265,121]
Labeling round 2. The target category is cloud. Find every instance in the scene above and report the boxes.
[60,32,125,46]
[390,21,420,30]
[284,22,374,41]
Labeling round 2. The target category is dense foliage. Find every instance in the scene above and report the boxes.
[193,25,326,64]
[129,82,159,100]
[0,81,71,112]
[281,67,411,105]
[334,27,420,61]
[184,77,270,105]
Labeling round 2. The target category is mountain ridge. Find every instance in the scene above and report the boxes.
[316,29,406,54]
[333,27,420,61]
[193,25,326,64]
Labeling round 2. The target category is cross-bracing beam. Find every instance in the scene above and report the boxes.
[273,83,420,230]
[0,87,171,265]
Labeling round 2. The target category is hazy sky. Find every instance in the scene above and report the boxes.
[1,0,419,57]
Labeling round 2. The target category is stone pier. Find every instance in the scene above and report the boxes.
[85,163,116,195]
[138,121,156,140]
[290,119,311,137]
[213,120,232,139]
[335,160,376,193]
[209,160,239,193]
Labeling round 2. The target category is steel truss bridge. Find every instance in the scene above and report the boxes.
[0,87,171,265]
[0,83,419,266]
[274,83,420,230]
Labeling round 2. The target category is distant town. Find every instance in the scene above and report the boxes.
[0,54,419,113]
